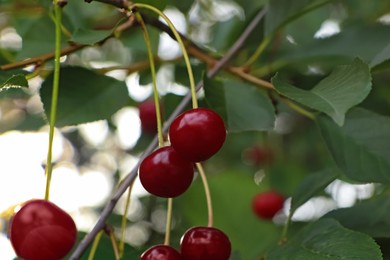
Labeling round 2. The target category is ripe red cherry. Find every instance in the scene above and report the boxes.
[139,100,162,134]
[139,146,194,198]
[169,108,226,162]
[180,226,231,260]
[252,191,285,220]
[141,245,182,260]
[9,199,77,260]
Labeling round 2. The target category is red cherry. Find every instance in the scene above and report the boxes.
[169,108,226,162]
[139,146,194,198]
[252,191,285,220]
[141,245,182,260]
[139,100,162,134]
[180,226,231,260]
[9,199,77,260]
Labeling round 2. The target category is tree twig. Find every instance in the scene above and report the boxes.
[69,3,268,259]
[0,44,86,71]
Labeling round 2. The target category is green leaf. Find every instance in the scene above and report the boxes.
[273,58,371,126]
[69,28,114,45]
[266,219,382,260]
[177,170,280,260]
[323,195,390,238]
[204,75,275,132]
[40,66,130,127]
[0,74,28,90]
[290,168,340,214]
[265,0,331,35]
[272,24,390,71]
[317,107,390,184]
[370,43,390,70]
[15,15,69,60]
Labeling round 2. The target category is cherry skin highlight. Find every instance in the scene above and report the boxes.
[252,191,285,220]
[139,146,194,198]
[180,226,231,260]
[9,199,77,260]
[139,100,162,134]
[141,245,182,260]
[169,108,226,162]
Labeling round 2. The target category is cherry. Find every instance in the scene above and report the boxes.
[9,199,77,260]
[252,191,285,220]
[169,108,226,162]
[243,145,274,166]
[139,146,194,198]
[139,100,162,134]
[141,245,182,260]
[180,226,231,260]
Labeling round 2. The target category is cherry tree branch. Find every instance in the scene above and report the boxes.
[69,4,268,259]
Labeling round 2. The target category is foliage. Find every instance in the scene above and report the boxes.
[0,0,389,259]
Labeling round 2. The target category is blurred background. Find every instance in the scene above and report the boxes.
[0,0,389,259]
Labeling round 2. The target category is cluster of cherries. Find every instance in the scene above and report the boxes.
[138,101,231,259]
[6,102,283,260]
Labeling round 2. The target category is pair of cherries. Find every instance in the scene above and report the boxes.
[8,199,77,260]
[141,226,231,260]
[139,107,227,198]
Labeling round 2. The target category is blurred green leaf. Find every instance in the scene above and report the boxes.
[323,195,390,238]
[265,0,331,35]
[0,73,28,89]
[174,63,204,87]
[120,27,160,62]
[15,15,69,60]
[272,24,390,70]
[204,75,275,132]
[317,107,390,184]
[40,66,130,127]
[177,170,280,260]
[69,28,114,45]
[273,58,371,126]
[370,43,390,70]
[267,219,382,259]
[290,168,339,214]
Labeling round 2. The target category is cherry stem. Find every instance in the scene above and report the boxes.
[44,1,63,201]
[105,226,120,260]
[88,230,103,260]
[196,163,213,227]
[119,182,134,257]
[134,11,164,147]
[164,198,173,245]
[280,209,293,244]
[131,3,198,109]
[282,98,315,120]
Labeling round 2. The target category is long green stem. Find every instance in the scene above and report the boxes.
[196,163,213,227]
[164,198,173,245]
[44,1,62,201]
[131,4,198,109]
[243,34,273,68]
[119,183,134,258]
[134,12,164,147]
[130,4,196,247]
[88,230,103,260]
